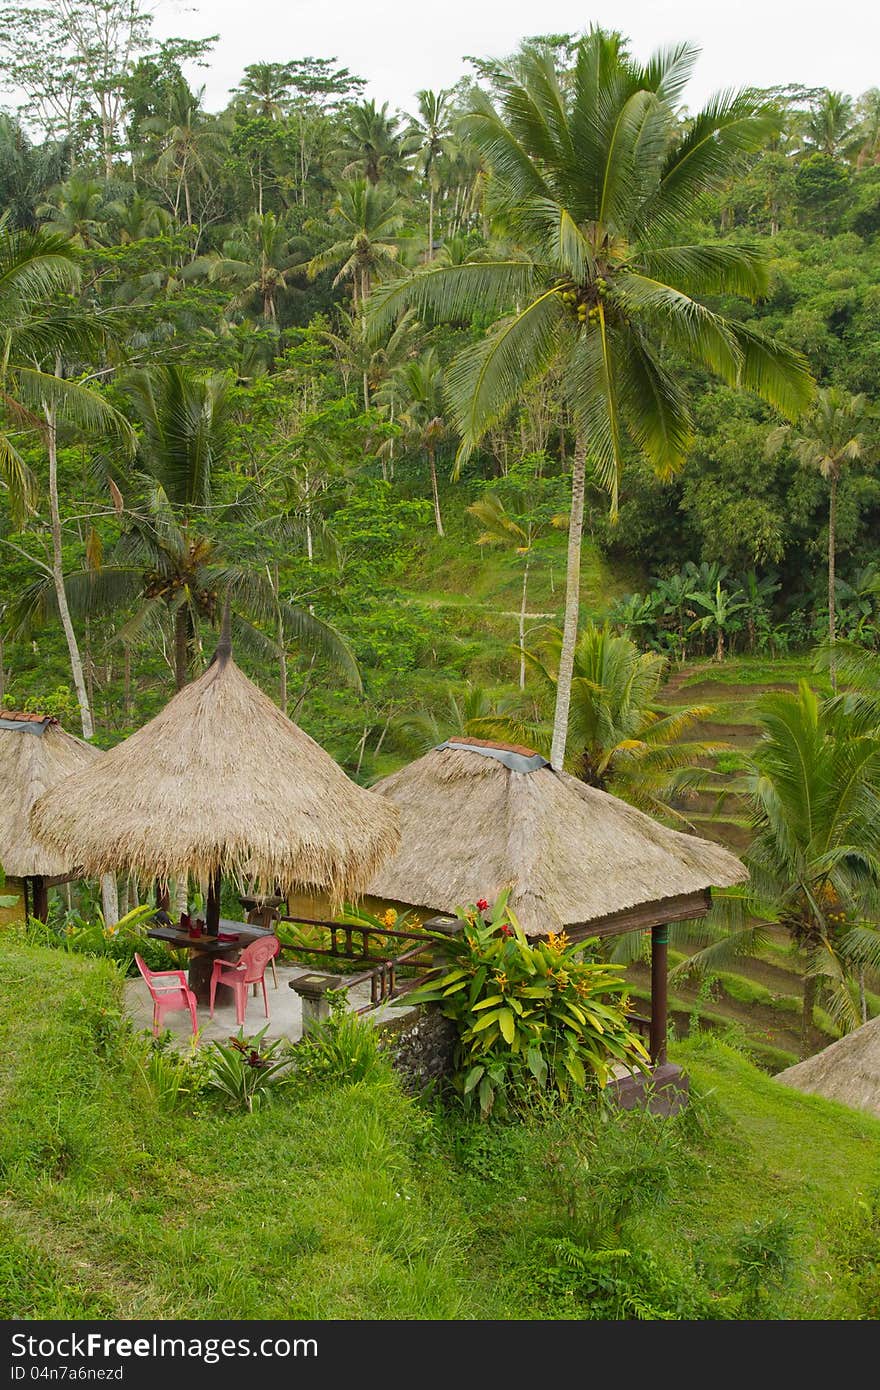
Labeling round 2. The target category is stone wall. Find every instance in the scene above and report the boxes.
[380,1005,458,1095]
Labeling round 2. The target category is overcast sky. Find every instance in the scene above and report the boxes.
[157,0,879,113]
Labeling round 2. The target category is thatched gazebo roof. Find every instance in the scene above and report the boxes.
[368,738,747,937]
[30,649,399,908]
[775,1017,880,1119]
[0,711,101,878]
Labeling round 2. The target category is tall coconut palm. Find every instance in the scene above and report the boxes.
[768,388,872,688]
[0,218,133,732]
[396,348,450,536]
[308,181,407,407]
[368,32,814,771]
[200,211,308,323]
[140,83,228,226]
[802,90,855,157]
[468,490,557,687]
[675,684,880,1053]
[407,89,453,260]
[338,100,413,186]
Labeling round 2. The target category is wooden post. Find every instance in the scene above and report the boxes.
[155,879,170,913]
[206,866,222,936]
[22,876,31,924]
[32,874,49,923]
[650,924,669,1066]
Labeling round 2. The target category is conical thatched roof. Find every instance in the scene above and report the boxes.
[30,654,399,908]
[368,739,747,936]
[775,1017,880,1119]
[0,712,101,877]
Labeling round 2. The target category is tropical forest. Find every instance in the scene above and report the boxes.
[2,1,880,1326]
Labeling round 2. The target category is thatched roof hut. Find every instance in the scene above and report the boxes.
[0,711,100,879]
[775,1017,880,1119]
[368,738,747,938]
[30,647,399,910]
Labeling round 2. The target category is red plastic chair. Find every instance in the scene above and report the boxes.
[135,952,198,1037]
[209,936,280,1026]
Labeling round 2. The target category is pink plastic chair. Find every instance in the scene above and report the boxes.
[135,952,198,1037]
[209,936,280,1026]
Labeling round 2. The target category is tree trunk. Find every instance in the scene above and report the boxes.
[428,448,444,536]
[519,557,530,690]
[828,471,837,693]
[0,625,4,707]
[46,402,94,740]
[101,874,119,928]
[550,432,587,770]
[716,627,724,662]
[427,184,435,261]
[123,644,131,720]
[273,561,287,716]
[800,973,817,1059]
[173,606,191,691]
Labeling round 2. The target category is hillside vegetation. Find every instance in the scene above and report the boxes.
[1,940,879,1320]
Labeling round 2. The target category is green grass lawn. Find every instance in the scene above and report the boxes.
[2,937,879,1320]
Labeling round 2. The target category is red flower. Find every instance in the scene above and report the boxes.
[476,898,489,912]
[499,923,513,937]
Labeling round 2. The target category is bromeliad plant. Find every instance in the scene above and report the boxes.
[409,892,649,1117]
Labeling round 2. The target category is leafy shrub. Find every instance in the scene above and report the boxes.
[525,1237,721,1319]
[407,892,649,1117]
[202,1027,293,1112]
[728,1214,797,1316]
[26,905,172,974]
[291,990,388,1086]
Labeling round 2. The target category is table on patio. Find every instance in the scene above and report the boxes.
[147,919,275,1006]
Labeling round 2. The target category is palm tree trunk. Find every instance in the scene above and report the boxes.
[801,973,817,1058]
[828,471,838,692]
[550,432,587,770]
[429,448,444,537]
[173,606,191,691]
[519,557,530,690]
[273,561,287,716]
[45,402,94,741]
[427,184,435,262]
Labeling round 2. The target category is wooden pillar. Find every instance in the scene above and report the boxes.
[649,923,669,1067]
[206,866,222,936]
[32,874,49,923]
[155,879,170,913]
[22,876,31,924]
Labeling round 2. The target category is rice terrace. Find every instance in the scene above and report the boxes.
[1,1,880,1334]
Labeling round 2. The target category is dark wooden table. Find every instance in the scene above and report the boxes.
[147,919,273,1005]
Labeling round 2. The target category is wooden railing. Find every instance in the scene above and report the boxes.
[274,915,434,1011]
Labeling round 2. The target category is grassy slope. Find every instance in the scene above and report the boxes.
[2,940,879,1320]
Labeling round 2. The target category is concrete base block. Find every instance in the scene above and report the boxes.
[608,1062,690,1116]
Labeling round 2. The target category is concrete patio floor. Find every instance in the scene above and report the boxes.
[124,960,414,1047]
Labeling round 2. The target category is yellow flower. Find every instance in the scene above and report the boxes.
[381,909,398,928]
[547,930,570,953]
[64,925,76,936]
[494,972,508,990]
[104,925,119,938]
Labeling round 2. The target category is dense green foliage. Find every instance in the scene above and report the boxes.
[0,9,877,772]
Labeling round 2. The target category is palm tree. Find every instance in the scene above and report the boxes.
[308,181,407,407]
[853,89,880,169]
[338,100,413,185]
[768,388,872,688]
[12,364,360,698]
[676,684,880,1053]
[368,32,813,771]
[396,348,450,536]
[0,218,133,735]
[200,211,308,322]
[104,194,170,244]
[140,82,228,227]
[407,89,452,260]
[36,176,106,247]
[802,90,855,157]
[468,490,556,687]
[479,621,724,820]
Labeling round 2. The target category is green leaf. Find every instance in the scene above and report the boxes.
[463,1065,485,1094]
[498,1008,516,1044]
